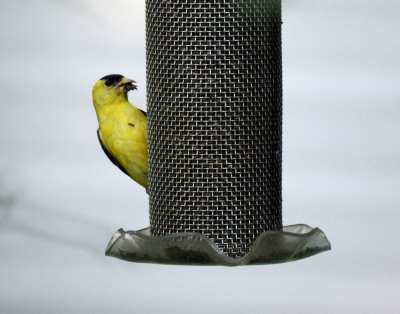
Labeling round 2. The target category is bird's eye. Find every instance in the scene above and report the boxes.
[105,80,113,87]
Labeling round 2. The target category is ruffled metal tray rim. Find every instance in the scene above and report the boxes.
[105,224,331,266]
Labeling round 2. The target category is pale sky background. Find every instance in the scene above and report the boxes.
[0,0,399,313]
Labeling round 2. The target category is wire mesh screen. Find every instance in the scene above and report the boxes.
[146,0,282,258]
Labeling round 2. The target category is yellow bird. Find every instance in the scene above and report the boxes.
[92,74,148,190]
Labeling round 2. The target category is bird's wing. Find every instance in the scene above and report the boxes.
[97,129,129,177]
[139,109,147,117]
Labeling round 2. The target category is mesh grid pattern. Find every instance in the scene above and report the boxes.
[146,0,282,258]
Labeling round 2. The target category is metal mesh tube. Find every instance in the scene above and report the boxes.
[146,0,282,258]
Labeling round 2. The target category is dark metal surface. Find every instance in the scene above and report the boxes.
[146,0,282,258]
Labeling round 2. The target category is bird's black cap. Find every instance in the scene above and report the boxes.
[101,74,124,86]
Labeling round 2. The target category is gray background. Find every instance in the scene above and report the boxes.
[0,0,399,313]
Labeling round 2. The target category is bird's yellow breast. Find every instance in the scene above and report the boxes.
[97,102,148,188]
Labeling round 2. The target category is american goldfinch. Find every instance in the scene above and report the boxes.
[92,74,148,189]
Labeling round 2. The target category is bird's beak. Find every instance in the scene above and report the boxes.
[117,77,137,94]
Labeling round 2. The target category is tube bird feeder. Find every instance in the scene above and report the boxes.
[106,0,330,265]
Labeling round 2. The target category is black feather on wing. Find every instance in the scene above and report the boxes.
[139,109,147,117]
[97,129,129,177]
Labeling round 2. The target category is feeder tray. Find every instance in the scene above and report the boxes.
[106,224,330,266]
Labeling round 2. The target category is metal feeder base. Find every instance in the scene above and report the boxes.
[105,224,330,266]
